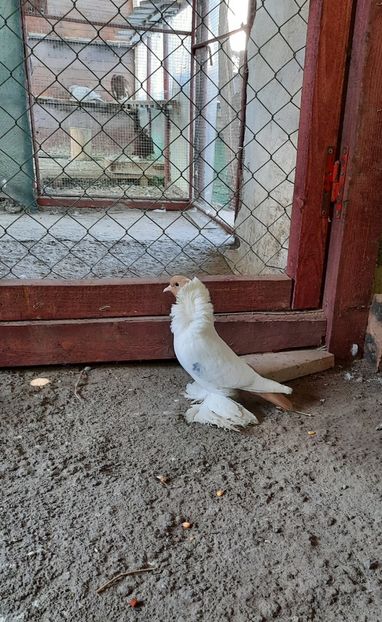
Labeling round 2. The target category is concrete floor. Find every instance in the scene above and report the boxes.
[0,205,234,279]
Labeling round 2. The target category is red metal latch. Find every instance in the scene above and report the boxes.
[331,147,349,219]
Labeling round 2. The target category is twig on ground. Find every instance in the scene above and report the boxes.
[290,409,313,417]
[74,366,91,401]
[96,567,156,594]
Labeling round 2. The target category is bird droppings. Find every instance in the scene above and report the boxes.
[1,361,381,621]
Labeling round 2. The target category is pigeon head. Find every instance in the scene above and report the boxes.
[163,275,191,296]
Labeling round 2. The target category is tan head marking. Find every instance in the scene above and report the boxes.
[163,275,191,297]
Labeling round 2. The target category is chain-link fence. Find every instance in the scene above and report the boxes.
[0,0,309,279]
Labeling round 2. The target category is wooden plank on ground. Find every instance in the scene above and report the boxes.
[0,275,292,321]
[243,349,334,382]
[287,0,355,309]
[0,311,326,367]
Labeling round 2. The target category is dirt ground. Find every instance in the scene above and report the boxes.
[1,360,381,622]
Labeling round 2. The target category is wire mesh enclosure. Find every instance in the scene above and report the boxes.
[0,0,310,279]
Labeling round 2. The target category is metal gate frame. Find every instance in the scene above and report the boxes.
[21,2,194,211]
[1,0,382,366]
[21,0,255,215]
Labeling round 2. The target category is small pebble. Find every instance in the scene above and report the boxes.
[30,378,51,388]
[309,534,319,547]
[182,521,192,529]
[364,559,379,571]
[308,431,316,437]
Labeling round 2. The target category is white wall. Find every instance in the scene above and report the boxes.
[227,0,310,274]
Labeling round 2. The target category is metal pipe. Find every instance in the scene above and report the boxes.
[35,14,192,36]
[146,35,153,134]
[20,2,42,200]
[234,0,257,219]
[188,0,198,203]
[163,33,171,188]
[192,24,249,51]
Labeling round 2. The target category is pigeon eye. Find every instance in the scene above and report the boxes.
[175,282,179,287]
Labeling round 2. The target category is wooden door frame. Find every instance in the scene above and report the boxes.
[287,0,356,310]
[323,0,382,358]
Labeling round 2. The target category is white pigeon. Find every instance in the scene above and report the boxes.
[68,85,103,102]
[164,275,293,430]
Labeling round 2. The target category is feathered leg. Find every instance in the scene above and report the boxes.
[184,381,209,402]
[185,393,259,431]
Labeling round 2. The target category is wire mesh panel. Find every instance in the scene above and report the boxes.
[0,0,310,280]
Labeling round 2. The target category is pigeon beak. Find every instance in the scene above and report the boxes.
[163,285,172,293]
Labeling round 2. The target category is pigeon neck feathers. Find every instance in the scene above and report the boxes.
[170,277,214,334]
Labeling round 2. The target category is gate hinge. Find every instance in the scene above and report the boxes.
[322,146,349,220]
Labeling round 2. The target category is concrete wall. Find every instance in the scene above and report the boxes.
[29,37,134,101]
[26,0,131,41]
[228,0,310,275]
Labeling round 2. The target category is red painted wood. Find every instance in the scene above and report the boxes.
[287,0,355,309]
[0,275,292,321]
[37,197,190,211]
[324,0,382,358]
[0,311,326,367]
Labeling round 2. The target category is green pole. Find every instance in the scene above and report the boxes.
[0,0,36,209]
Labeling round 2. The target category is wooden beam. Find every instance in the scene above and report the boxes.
[0,275,292,321]
[69,127,92,161]
[0,311,326,367]
[37,197,190,211]
[287,0,355,309]
[323,0,382,358]
[243,349,334,383]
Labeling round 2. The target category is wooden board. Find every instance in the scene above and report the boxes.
[243,349,334,383]
[287,0,355,309]
[0,275,292,321]
[39,157,164,182]
[0,311,326,367]
[37,197,189,211]
[323,0,382,358]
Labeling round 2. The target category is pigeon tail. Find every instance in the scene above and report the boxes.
[245,375,292,395]
[184,393,259,431]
